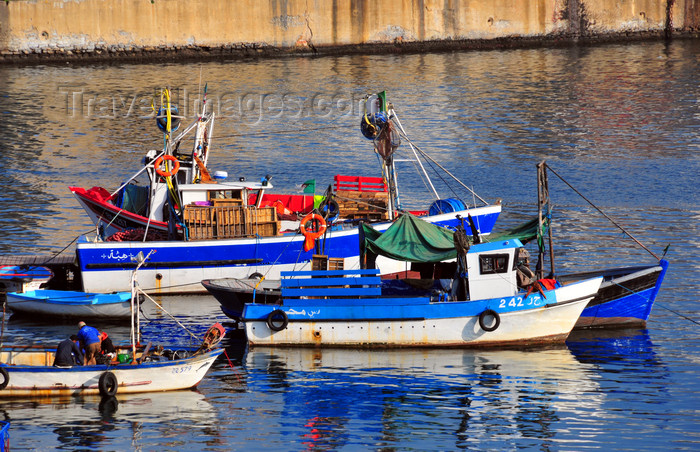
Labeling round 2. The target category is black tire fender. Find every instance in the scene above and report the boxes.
[266,309,289,332]
[319,199,340,220]
[0,367,8,390]
[479,309,500,332]
[98,371,118,397]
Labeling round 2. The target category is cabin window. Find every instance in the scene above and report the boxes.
[479,254,510,275]
[207,189,244,201]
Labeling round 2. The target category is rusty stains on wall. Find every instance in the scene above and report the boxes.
[0,0,698,63]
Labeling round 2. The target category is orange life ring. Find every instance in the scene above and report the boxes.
[154,155,180,178]
[300,213,327,252]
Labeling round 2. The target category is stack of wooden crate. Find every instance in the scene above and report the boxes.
[183,204,280,240]
[333,175,389,220]
[335,190,389,220]
[312,255,345,271]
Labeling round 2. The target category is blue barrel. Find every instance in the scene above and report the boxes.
[429,198,466,216]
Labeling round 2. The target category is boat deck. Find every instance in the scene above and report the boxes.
[0,255,74,266]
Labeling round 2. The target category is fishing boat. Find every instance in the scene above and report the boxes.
[68,90,501,294]
[215,161,669,332]
[241,215,603,348]
[0,251,224,398]
[0,343,223,398]
[5,289,133,320]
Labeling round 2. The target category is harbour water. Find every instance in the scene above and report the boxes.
[0,39,699,450]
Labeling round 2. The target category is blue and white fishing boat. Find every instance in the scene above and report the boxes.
[242,216,603,348]
[0,252,224,398]
[0,343,223,398]
[5,289,133,320]
[69,90,501,294]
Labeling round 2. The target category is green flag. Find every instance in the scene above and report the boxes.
[377,91,387,112]
[302,179,316,194]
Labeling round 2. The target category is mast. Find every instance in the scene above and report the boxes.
[536,161,555,279]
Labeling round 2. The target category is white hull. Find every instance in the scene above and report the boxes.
[245,278,601,348]
[246,298,591,347]
[0,347,222,397]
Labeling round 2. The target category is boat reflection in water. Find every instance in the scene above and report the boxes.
[566,327,663,368]
[0,390,216,450]
[244,346,604,449]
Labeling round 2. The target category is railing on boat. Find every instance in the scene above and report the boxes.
[279,269,430,306]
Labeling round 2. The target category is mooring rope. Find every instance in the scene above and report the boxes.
[32,229,95,267]
[655,303,700,326]
[135,287,200,342]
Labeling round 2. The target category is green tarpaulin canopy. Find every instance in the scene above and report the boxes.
[361,214,457,263]
[360,214,544,264]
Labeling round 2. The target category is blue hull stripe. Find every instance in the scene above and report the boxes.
[244,291,555,321]
[77,211,500,272]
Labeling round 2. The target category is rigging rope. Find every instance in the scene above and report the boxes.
[395,130,489,205]
[136,286,200,342]
[34,229,95,266]
[543,163,661,261]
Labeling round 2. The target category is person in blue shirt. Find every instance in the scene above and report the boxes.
[53,335,83,367]
[77,321,102,365]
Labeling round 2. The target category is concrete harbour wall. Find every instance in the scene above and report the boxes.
[0,0,698,63]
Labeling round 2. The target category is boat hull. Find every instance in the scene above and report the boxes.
[71,186,170,236]
[6,290,133,320]
[76,205,501,294]
[0,346,223,398]
[562,260,668,329]
[242,278,602,348]
[201,278,281,319]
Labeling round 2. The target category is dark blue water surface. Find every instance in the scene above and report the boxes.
[0,39,698,450]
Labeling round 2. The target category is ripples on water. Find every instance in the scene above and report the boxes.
[0,39,698,450]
